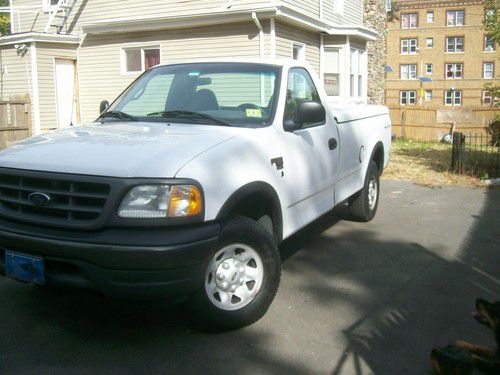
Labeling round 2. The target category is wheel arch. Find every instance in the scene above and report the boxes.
[370,141,385,174]
[216,181,283,244]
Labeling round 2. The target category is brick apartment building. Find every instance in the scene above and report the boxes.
[385,0,499,107]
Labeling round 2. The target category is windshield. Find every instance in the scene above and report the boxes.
[104,63,282,127]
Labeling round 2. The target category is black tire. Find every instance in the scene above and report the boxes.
[348,161,380,222]
[187,216,281,331]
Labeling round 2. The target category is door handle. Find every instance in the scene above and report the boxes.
[328,138,338,150]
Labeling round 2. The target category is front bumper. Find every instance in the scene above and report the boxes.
[0,217,220,299]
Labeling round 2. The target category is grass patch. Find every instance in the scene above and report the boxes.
[383,139,484,187]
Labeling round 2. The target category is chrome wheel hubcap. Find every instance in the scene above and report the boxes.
[205,244,264,311]
[368,177,378,210]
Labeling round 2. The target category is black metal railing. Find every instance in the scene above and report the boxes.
[451,132,499,178]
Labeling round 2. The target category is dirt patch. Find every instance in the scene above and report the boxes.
[383,139,484,188]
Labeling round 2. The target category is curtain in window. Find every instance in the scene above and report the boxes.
[145,49,161,70]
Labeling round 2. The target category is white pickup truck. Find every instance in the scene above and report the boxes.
[0,60,390,329]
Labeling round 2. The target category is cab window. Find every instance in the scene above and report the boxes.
[284,68,322,126]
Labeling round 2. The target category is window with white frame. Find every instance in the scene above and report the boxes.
[445,90,462,106]
[292,43,305,61]
[446,63,463,79]
[43,0,60,11]
[401,38,418,54]
[425,63,433,74]
[401,13,418,29]
[483,62,494,79]
[484,35,495,51]
[426,38,434,48]
[385,0,392,12]
[427,11,434,23]
[122,46,161,74]
[349,48,366,98]
[447,10,464,26]
[334,0,344,15]
[446,36,464,52]
[400,90,416,105]
[324,47,341,96]
[425,90,432,102]
[400,64,417,80]
[482,90,493,106]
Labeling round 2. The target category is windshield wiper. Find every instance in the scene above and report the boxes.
[147,110,232,127]
[98,111,139,122]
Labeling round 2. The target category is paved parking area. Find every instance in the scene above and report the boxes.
[0,180,498,374]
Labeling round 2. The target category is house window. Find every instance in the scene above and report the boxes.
[401,38,418,54]
[334,0,344,15]
[43,0,59,11]
[400,90,416,105]
[447,10,464,26]
[445,90,462,106]
[484,35,495,52]
[483,62,494,79]
[482,90,493,106]
[425,90,432,102]
[425,63,433,74]
[446,63,463,79]
[122,46,161,73]
[324,47,341,96]
[401,64,417,80]
[426,38,434,48]
[349,48,366,97]
[446,36,464,52]
[385,0,392,12]
[292,43,306,61]
[427,11,434,23]
[402,13,418,29]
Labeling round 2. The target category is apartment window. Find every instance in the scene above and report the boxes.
[385,0,392,12]
[483,62,494,79]
[446,63,463,79]
[400,91,416,105]
[122,46,160,73]
[427,11,434,23]
[334,0,345,15]
[447,10,464,26]
[446,36,464,52]
[425,90,432,102]
[482,91,493,106]
[401,13,418,29]
[425,63,433,74]
[349,48,366,97]
[445,90,462,106]
[401,64,417,80]
[484,35,495,52]
[426,38,434,48]
[324,47,341,96]
[292,43,306,61]
[401,38,418,54]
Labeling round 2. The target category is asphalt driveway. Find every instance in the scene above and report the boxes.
[0,180,498,374]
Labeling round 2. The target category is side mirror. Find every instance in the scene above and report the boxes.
[99,100,109,114]
[295,101,326,126]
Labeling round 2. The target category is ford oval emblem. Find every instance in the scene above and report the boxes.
[28,192,52,207]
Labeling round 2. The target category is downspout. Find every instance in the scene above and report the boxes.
[252,12,264,58]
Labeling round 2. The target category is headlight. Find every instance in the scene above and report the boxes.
[118,184,202,219]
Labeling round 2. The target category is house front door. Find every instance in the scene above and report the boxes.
[55,58,78,128]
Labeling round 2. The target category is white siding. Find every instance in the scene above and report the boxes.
[0,46,31,97]
[275,22,321,76]
[78,22,261,123]
[281,0,320,19]
[323,0,364,25]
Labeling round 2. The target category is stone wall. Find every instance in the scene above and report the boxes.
[364,0,388,104]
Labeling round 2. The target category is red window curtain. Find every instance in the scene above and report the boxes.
[144,49,160,70]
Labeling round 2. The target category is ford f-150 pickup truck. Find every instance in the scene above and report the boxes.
[0,60,391,329]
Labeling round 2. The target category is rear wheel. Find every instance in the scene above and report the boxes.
[188,216,281,330]
[348,161,380,222]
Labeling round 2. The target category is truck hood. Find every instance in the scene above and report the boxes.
[0,122,236,178]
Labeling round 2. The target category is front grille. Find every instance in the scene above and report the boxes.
[0,172,110,225]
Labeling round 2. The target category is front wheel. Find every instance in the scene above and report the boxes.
[348,161,380,222]
[187,216,281,331]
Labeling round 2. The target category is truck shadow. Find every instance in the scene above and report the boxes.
[0,187,498,374]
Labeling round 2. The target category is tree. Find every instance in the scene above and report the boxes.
[0,0,10,36]
[484,0,499,42]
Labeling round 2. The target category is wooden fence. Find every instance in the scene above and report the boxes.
[389,106,498,142]
[0,95,32,149]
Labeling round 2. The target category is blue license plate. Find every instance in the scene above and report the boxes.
[5,252,45,285]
